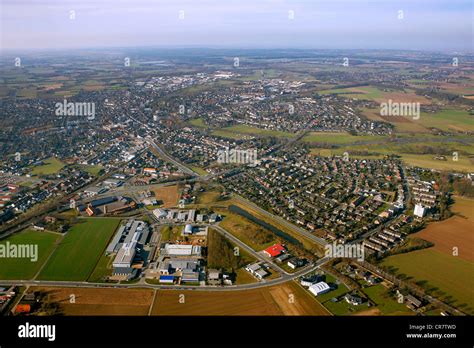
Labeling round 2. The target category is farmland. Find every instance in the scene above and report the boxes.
[38,218,121,281]
[451,195,474,220]
[417,109,474,133]
[0,229,61,280]
[151,281,330,315]
[382,249,474,314]
[27,287,154,316]
[317,86,429,103]
[151,184,180,208]
[380,195,474,314]
[413,216,473,262]
[307,134,474,173]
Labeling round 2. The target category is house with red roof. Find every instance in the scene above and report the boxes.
[263,244,285,258]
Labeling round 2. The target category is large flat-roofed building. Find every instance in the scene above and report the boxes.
[106,225,125,254]
[308,281,331,296]
[159,258,200,275]
[108,220,150,278]
[164,243,201,257]
[103,178,123,187]
[153,208,168,219]
[112,241,137,269]
[181,271,199,283]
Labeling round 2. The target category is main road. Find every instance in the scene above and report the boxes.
[0,257,329,292]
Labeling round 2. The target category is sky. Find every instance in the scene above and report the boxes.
[1,0,472,52]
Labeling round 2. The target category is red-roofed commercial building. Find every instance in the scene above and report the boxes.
[263,244,285,258]
[15,304,31,313]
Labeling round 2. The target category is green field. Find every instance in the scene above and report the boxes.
[160,225,183,242]
[212,124,295,139]
[382,249,474,314]
[79,164,104,176]
[306,133,474,173]
[362,284,414,315]
[31,157,65,175]
[318,86,384,100]
[417,109,474,132]
[38,218,121,281]
[190,166,208,176]
[217,209,277,251]
[316,275,366,315]
[0,229,61,280]
[188,118,207,128]
[303,131,387,144]
[87,253,114,282]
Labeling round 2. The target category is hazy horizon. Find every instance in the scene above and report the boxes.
[1,0,472,52]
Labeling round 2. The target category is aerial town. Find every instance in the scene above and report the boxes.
[1,47,472,322]
[0,3,473,348]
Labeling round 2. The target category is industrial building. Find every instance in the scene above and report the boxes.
[152,208,219,224]
[155,256,202,284]
[163,243,202,257]
[106,220,150,279]
[308,282,331,296]
[77,196,136,216]
[158,258,200,275]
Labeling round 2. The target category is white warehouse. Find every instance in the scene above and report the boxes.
[308,282,331,296]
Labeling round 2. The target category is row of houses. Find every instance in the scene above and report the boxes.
[153,208,219,223]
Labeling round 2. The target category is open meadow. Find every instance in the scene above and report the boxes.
[382,249,474,314]
[0,229,61,280]
[38,218,121,281]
